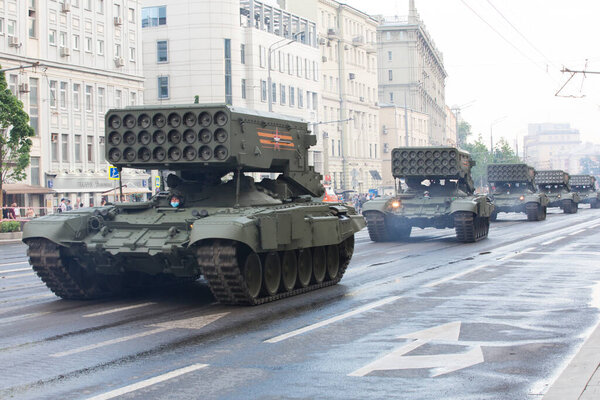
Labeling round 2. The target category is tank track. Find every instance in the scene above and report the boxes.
[365,213,390,242]
[454,211,489,242]
[526,203,546,221]
[196,238,353,306]
[27,238,106,299]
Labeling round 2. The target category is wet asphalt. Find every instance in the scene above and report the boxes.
[1,207,600,399]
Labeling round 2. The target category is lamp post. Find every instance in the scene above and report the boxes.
[267,36,298,112]
[490,115,507,153]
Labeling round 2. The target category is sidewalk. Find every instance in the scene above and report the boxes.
[544,320,600,399]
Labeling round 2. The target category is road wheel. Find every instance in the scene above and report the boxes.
[243,252,262,299]
[365,212,390,242]
[296,248,312,288]
[326,244,340,280]
[526,203,544,221]
[280,251,297,292]
[262,252,281,296]
[312,246,327,284]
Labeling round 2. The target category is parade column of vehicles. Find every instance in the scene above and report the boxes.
[535,170,580,213]
[21,104,365,306]
[569,175,600,208]
[362,147,494,243]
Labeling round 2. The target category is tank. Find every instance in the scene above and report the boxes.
[487,163,549,221]
[362,147,494,242]
[22,104,365,305]
[569,175,600,208]
[535,170,580,213]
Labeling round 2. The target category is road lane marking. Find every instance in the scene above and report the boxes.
[1,272,35,279]
[541,236,565,245]
[264,296,401,344]
[83,302,156,317]
[85,363,209,400]
[0,312,51,325]
[349,321,484,377]
[568,229,586,236]
[426,265,489,288]
[499,247,535,261]
[0,261,29,268]
[0,267,31,274]
[51,313,228,357]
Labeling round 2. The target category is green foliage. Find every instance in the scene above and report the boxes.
[463,134,521,187]
[0,220,20,232]
[492,137,520,163]
[457,121,472,148]
[194,95,199,104]
[0,64,35,197]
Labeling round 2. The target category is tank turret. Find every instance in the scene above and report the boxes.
[105,104,323,196]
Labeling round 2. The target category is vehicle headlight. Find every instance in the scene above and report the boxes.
[519,195,525,201]
[391,200,401,208]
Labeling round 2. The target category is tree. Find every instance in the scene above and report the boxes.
[0,64,35,204]
[457,121,472,149]
[463,134,491,187]
[492,137,520,164]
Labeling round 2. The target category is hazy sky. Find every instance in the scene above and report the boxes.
[341,0,600,150]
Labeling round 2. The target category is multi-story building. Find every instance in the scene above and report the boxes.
[379,103,429,191]
[283,0,381,193]
[444,105,457,147]
[0,0,146,212]
[140,0,323,172]
[524,123,583,172]
[376,0,447,147]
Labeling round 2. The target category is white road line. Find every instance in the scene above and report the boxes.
[264,296,401,344]
[0,312,51,325]
[499,247,535,261]
[51,327,169,357]
[542,236,566,246]
[425,264,489,288]
[0,267,31,274]
[85,363,209,400]
[568,229,587,236]
[1,272,35,279]
[0,261,28,268]
[83,302,156,317]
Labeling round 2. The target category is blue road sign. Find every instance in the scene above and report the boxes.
[109,166,120,180]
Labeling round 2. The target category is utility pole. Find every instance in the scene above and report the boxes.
[490,116,507,153]
[267,37,297,112]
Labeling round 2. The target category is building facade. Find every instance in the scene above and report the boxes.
[283,0,381,193]
[523,123,582,172]
[0,0,147,212]
[376,0,447,147]
[140,0,323,172]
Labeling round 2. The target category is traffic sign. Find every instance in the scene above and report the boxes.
[109,166,120,180]
[155,176,161,189]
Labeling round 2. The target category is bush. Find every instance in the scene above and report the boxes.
[1,220,21,233]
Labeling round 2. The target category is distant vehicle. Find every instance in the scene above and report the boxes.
[362,147,494,242]
[535,170,580,213]
[487,163,549,221]
[569,175,600,208]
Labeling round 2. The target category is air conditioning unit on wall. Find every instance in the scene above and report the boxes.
[62,1,71,13]
[114,57,125,67]
[8,36,20,47]
[60,47,71,57]
[18,83,30,93]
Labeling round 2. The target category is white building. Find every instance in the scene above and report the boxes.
[0,0,147,212]
[284,0,381,192]
[140,0,323,171]
[524,123,583,172]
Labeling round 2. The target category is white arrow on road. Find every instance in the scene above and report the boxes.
[349,321,484,377]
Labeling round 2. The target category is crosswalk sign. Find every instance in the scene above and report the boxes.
[109,166,120,180]
[155,176,161,189]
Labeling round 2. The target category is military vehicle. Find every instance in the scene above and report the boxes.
[487,163,549,221]
[535,170,580,213]
[569,175,600,208]
[22,105,365,305]
[362,147,494,242]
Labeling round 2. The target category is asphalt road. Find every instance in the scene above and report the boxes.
[1,207,600,399]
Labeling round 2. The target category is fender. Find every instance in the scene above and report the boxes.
[450,196,494,217]
[362,197,390,213]
[189,215,260,252]
[22,212,93,247]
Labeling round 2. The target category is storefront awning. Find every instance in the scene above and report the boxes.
[101,186,152,195]
[369,170,382,180]
[2,183,55,195]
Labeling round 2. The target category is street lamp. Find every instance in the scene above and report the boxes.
[267,35,299,112]
[490,115,507,153]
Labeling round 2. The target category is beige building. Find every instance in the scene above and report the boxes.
[523,123,582,172]
[0,0,147,212]
[445,105,457,146]
[376,0,447,146]
[283,0,381,192]
[379,104,429,189]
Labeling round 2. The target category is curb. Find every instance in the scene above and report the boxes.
[0,239,24,245]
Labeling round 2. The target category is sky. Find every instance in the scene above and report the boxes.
[340,0,600,151]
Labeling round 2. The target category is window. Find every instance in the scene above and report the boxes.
[97,87,105,112]
[85,0,91,10]
[59,31,67,47]
[271,82,276,103]
[331,139,335,156]
[0,18,4,35]
[259,45,265,68]
[261,80,267,102]
[85,36,92,52]
[61,134,69,162]
[74,135,82,163]
[7,20,15,36]
[73,83,81,111]
[240,44,245,64]
[59,82,67,109]
[388,70,393,81]
[49,81,57,108]
[128,8,135,23]
[113,3,121,18]
[157,40,168,62]
[142,6,166,28]
[51,133,59,162]
[241,79,246,99]
[114,43,121,57]
[8,75,18,95]
[97,39,104,55]
[129,92,137,106]
[30,157,40,186]
[115,89,122,108]
[85,85,93,112]
[298,88,303,108]
[389,92,393,102]
[289,87,295,106]
[29,78,39,135]
[97,0,104,14]
[87,135,94,162]
[157,76,169,99]
[99,136,105,159]
[388,51,392,61]
[224,39,232,105]
[129,47,135,61]
[73,34,80,50]
[49,29,56,45]
[28,1,37,39]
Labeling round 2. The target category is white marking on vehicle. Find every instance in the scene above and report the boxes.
[83,302,156,317]
[85,363,209,400]
[265,296,401,343]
